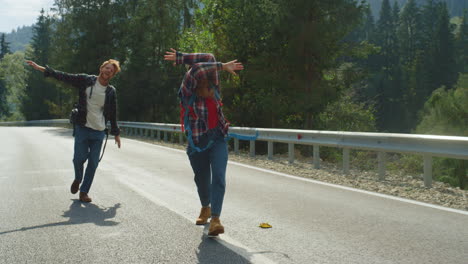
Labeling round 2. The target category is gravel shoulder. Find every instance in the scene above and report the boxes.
[127,136,468,212]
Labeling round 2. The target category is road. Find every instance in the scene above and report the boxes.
[1,126,467,264]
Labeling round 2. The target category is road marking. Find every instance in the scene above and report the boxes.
[117,176,276,264]
[32,186,68,192]
[21,169,73,174]
[125,137,468,216]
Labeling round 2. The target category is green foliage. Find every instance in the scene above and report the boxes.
[0,51,28,121]
[114,0,184,122]
[314,92,377,165]
[413,74,468,189]
[197,0,367,129]
[316,93,377,132]
[416,74,468,136]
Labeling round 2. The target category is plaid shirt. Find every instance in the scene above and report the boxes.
[176,52,229,144]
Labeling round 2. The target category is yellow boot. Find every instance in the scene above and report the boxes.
[196,207,211,225]
[208,217,224,237]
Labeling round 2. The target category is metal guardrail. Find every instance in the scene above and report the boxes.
[2,119,468,188]
[0,119,70,126]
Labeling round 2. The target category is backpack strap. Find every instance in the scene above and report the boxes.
[99,129,109,162]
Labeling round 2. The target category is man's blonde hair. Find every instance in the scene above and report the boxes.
[100,59,121,74]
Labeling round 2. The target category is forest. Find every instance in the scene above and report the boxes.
[0,0,467,188]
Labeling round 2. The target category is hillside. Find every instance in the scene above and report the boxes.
[3,26,33,53]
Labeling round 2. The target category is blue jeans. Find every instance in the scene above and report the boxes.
[73,125,105,193]
[187,128,228,217]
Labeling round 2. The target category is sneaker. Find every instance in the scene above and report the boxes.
[70,180,80,194]
[208,217,224,237]
[196,207,211,225]
[79,192,92,203]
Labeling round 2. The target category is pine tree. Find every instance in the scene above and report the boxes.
[372,0,404,131]
[398,0,422,65]
[22,9,55,120]
[398,0,423,130]
[363,3,376,42]
[0,78,8,119]
[433,2,458,89]
[0,34,11,118]
[0,34,10,60]
[115,0,183,122]
[455,10,468,73]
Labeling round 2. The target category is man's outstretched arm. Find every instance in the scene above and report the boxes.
[26,60,45,72]
[26,60,91,88]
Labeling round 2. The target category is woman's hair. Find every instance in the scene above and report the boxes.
[196,78,214,98]
[100,59,121,74]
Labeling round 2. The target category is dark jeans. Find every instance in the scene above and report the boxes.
[187,128,228,217]
[73,125,105,193]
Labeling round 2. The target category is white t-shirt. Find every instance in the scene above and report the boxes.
[85,81,107,131]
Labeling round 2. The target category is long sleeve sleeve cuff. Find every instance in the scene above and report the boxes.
[43,65,53,77]
[216,62,223,71]
[176,51,184,65]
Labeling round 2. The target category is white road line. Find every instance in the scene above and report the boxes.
[21,169,74,174]
[124,137,468,216]
[32,186,68,192]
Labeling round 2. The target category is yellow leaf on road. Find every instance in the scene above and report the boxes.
[259,222,272,228]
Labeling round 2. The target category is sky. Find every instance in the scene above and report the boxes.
[0,0,55,33]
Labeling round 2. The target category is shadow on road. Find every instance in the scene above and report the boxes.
[196,228,290,264]
[0,200,120,235]
[41,127,74,138]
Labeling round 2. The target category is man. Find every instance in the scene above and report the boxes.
[164,48,243,237]
[26,59,122,203]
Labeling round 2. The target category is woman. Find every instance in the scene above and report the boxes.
[164,49,243,237]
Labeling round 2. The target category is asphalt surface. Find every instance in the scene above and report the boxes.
[0,126,467,264]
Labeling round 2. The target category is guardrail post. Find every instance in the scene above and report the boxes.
[423,155,433,188]
[288,143,294,163]
[157,130,161,141]
[313,145,320,169]
[164,131,168,142]
[343,148,350,175]
[378,152,386,180]
[234,138,239,155]
[132,128,135,136]
[179,133,183,144]
[268,141,273,160]
[150,129,154,139]
[249,140,255,157]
